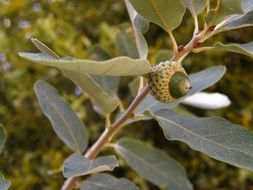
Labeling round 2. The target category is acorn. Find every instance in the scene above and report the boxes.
[147,61,192,103]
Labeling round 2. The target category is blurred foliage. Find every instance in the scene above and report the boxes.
[0,0,253,190]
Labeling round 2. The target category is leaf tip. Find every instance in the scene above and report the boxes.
[31,37,37,43]
[217,65,227,72]
[33,80,51,96]
[219,65,227,75]
[18,52,26,58]
[31,37,40,46]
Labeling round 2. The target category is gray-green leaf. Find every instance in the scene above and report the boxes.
[92,76,120,96]
[214,41,253,58]
[150,109,253,171]
[0,125,7,154]
[63,153,119,178]
[0,175,10,190]
[135,66,226,114]
[128,77,148,97]
[19,53,152,76]
[206,0,244,25]
[34,80,88,154]
[154,49,173,64]
[63,70,118,114]
[114,138,193,190]
[31,39,118,114]
[92,45,112,61]
[80,173,139,190]
[125,0,149,59]
[243,0,253,11]
[31,38,60,59]
[128,0,186,32]
[214,9,253,34]
[91,45,120,96]
[116,26,139,59]
[181,0,206,16]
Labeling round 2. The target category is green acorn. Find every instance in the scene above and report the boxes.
[147,61,191,103]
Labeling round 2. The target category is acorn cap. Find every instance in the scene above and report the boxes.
[147,61,191,103]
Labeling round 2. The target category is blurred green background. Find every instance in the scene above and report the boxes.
[0,0,253,189]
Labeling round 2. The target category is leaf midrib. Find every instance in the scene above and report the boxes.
[148,0,170,31]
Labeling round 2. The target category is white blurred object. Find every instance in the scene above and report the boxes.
[182,92,231,109]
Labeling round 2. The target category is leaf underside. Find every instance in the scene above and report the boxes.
[80,173,139,190]
[63,70,119,114]
[31,38,119,114]
[125,0,149,59]
[19,52,152,76]
[150,109,253,171]
[114,138,193,190]
[214,9,253,34]
[0,175,10,190]
[214,41,253,58]
[206,0,243,25]
[34,81,88,154]
[63,153,119,178]
[0,125,7,154]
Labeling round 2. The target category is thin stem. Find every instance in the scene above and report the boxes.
[168,31,178,53]
[47,167,63,175]
[193,16,199,35]
[61,85,150,190]
[138,76,144,93]
[206,0,210,13]
[199,25,209,42]
[215,0,221,11]
[132,114,147,120]
[117,96,125,112]
[199,0,221,42]
[105,114,111,128]
[193,46,214,53]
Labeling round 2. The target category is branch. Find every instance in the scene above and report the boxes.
[172,31,203,63]
[61,8,216,189]
[61,85,150,190]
